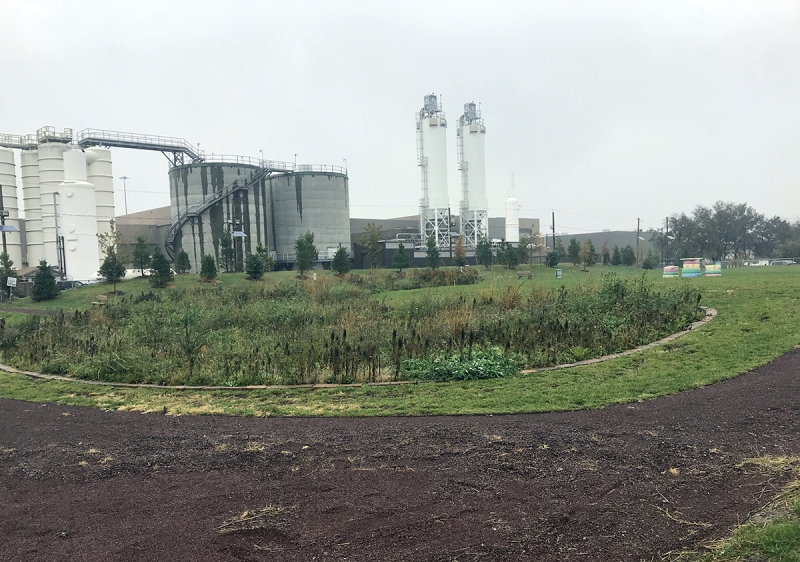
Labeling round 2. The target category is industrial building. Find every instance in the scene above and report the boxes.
[0,126,351,278]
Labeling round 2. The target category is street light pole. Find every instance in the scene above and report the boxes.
[119,176,130,215]
[0,187,6,256]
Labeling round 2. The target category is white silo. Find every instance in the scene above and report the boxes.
[58,149,99,281]
[417,93,450,248]
[20,148,44,266]
[0,147,22,267]
[505,174,519,243]
[38,141,70,266]
[85,147,115,238]
[457,102,488,249]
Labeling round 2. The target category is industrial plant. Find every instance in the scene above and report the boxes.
[0,95,535,280]
[0,127,350,280]
[415,93,526,254]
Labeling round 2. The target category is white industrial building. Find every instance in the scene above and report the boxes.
[0,126,351,278]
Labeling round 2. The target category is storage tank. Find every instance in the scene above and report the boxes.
[0,147,22,267]
[505,175,519,244]
[85,147,115,238]
[169,161,260,218]
[57,149,99,281]
[20,149,43,266]
[457,102,488,248]
[270,172,350,261]
[38,141,69,265]
[417,94,448,210]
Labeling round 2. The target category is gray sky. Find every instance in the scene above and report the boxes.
[2,0,798,234]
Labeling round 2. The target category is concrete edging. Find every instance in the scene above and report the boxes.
[0,307,717,392]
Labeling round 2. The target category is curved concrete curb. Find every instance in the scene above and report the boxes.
[0,307,717,391]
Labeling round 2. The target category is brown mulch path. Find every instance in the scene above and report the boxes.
[2,350,800,561]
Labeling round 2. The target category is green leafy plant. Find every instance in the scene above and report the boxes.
[149,247,174,288]
[31,259,58,302]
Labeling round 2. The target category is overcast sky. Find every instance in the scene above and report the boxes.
[1,0,798,234]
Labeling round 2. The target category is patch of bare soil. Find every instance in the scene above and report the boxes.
[2,350,800,561]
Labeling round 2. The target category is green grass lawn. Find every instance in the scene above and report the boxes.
[0,265,798,417]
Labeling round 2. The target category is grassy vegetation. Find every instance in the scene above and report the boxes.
[0,266,700,386]
[0,265,797,417]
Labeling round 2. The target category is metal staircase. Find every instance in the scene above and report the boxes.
[164,165,280,260]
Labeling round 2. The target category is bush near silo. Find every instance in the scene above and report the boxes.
[31,260,58,302]
[200,254,217,281]
[176,250,192,274]
[245,253,265,281]
[331,245,351,276]
[149,247,173,288]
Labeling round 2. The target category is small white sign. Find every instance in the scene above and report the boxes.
[6,277,17,287]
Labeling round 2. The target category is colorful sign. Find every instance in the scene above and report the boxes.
[705,262,722,277]
[663,265,679,278]
[681,258,702,278]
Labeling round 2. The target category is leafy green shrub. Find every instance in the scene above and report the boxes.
[402,349,522,381]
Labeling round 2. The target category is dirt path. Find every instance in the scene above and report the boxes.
[2,350,800,561]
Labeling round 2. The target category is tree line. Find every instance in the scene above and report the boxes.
[650,201,800,262]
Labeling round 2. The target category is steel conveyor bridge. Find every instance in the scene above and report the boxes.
[75,129,204,167]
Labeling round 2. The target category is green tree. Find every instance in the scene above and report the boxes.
[31,259,58,302]
[256,243,275,272]
[200,254,217,281]
[568,238,581,265]
[0,252,16,299]
[149,247,174,288]
[621,245,636,266]
[331,244,351,275]
[176,249,191,274]
[579,240,597,271]
[555,239,567,261]
[358,222,383,270]
[294,230,318,277]
[425,235,441,269]
[475,236,492,268]
[642,249,657,270]
[220,230,235,272]
[496,239,518,269]
[392,242,411,272]
[132,236,150,277]
[601,244,610,266]
[97,219,127,264]
[245,253,265,280]
[611,245,622,266]
[545,251,560,268]
[453,236,467,266]
[98,250,126,294]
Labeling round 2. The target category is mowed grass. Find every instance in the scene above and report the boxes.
[0,265,799,417]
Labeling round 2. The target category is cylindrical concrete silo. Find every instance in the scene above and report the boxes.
[457,102,488,248]
[58,149,99,281]
[0,147,22,267]
[169,161,261,270]
[417,93,449,248]
[85,147,115,238]
[38,141,70,265]
[505,176,519,244]
[270,172,350,262]
[21,149,44,266]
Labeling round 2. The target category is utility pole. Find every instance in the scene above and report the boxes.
[636,217,641,267]
[551,211,556,251]
[119,176,130,215]
[448,206,453,263]
[0,187,6,256]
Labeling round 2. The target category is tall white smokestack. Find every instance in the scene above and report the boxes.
[505,174,519,243]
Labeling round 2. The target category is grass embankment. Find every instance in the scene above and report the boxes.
[0,266,798,417]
